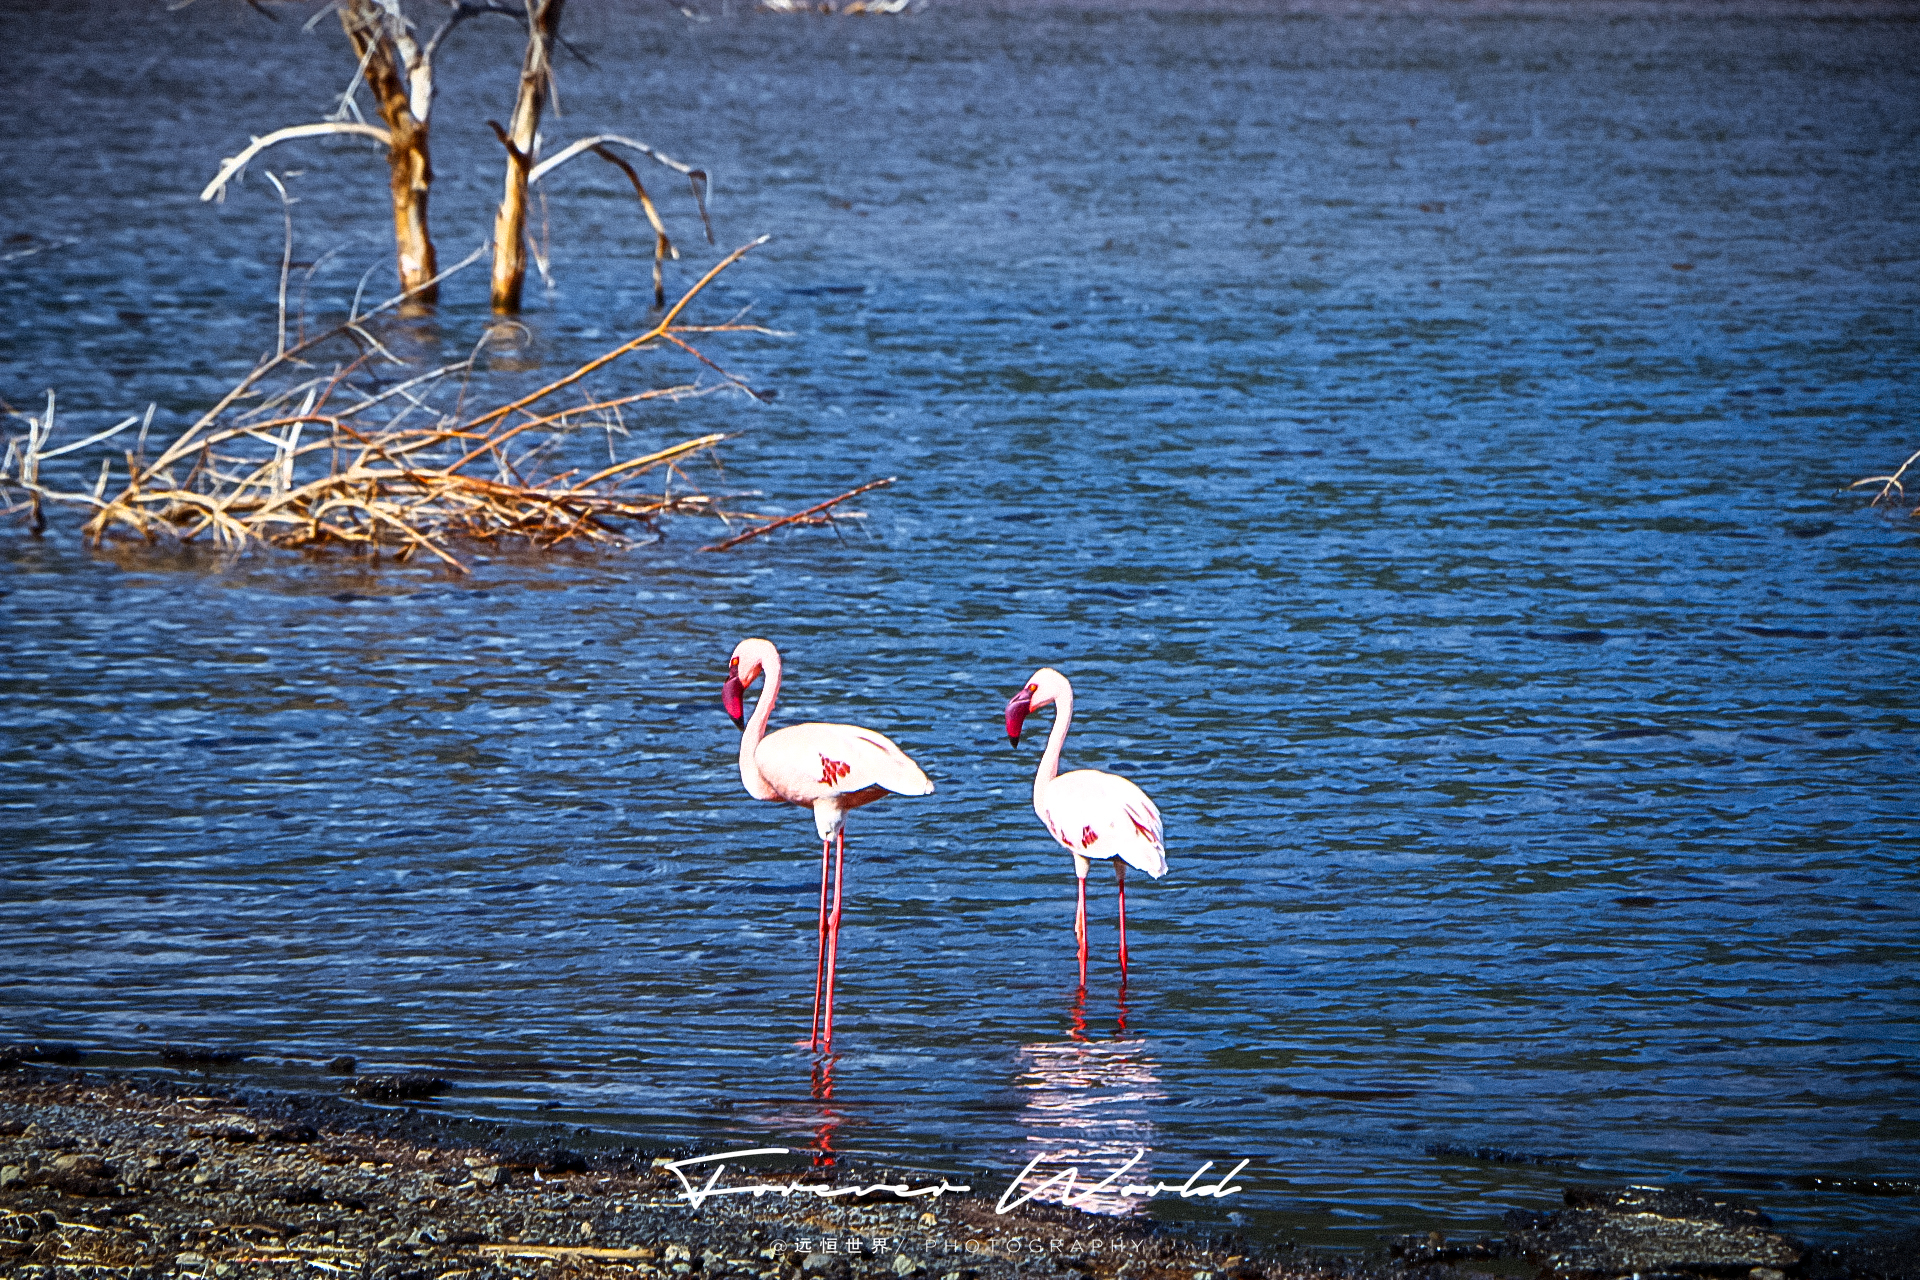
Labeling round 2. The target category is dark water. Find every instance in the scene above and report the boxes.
[4,0,1918,1254]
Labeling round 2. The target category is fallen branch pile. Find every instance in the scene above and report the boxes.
[3,237,889,571]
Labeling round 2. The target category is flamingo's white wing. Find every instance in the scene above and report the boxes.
[1039,769,1168,878]
[755,721,935,803]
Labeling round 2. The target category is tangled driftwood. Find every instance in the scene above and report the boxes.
[2,237,889,570]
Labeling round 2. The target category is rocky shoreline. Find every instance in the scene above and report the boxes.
[1,1066,1913,1280]
[0,1068,1296,1280]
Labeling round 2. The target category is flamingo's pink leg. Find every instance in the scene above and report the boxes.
[1074,868,1089,988]
[822,829,846,1048]
[811,837,830,1050]
[1116,860,1129,980]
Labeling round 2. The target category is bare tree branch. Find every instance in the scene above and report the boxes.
[201,122,394,203]
[529,132,698,184]
[530,133,713,244]
[423,0,528,67]
[261,171,297,359]
[589,143,677,307]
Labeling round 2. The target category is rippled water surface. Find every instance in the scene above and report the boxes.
[3,0,1918,1253]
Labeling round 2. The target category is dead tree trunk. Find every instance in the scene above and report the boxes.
[490,0,568,314]
[341,0,439,310]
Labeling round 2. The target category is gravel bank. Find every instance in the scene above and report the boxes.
[3,1068,1913,1280]
[0,1071,1297,1280]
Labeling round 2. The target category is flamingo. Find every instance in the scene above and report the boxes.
[723,637,934,1050]
[1004,668,1167,986]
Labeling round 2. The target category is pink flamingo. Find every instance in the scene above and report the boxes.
[723,637,934,1050]
[1005,668,1168,986]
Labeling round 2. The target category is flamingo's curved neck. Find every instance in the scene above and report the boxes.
[738,645,783,801]
[1033,679,1073,815]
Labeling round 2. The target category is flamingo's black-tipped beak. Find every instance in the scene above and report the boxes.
[1005,687,1034,747]
[723,675,746,729]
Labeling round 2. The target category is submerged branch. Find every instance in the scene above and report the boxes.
[700,477,894,552]
[1849,445,1920,513]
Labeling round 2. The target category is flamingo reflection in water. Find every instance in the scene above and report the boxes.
[1007,990,1164,1216]
[809,1055,842,1168]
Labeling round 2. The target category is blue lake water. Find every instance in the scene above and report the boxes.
[2,0,1917,1254]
